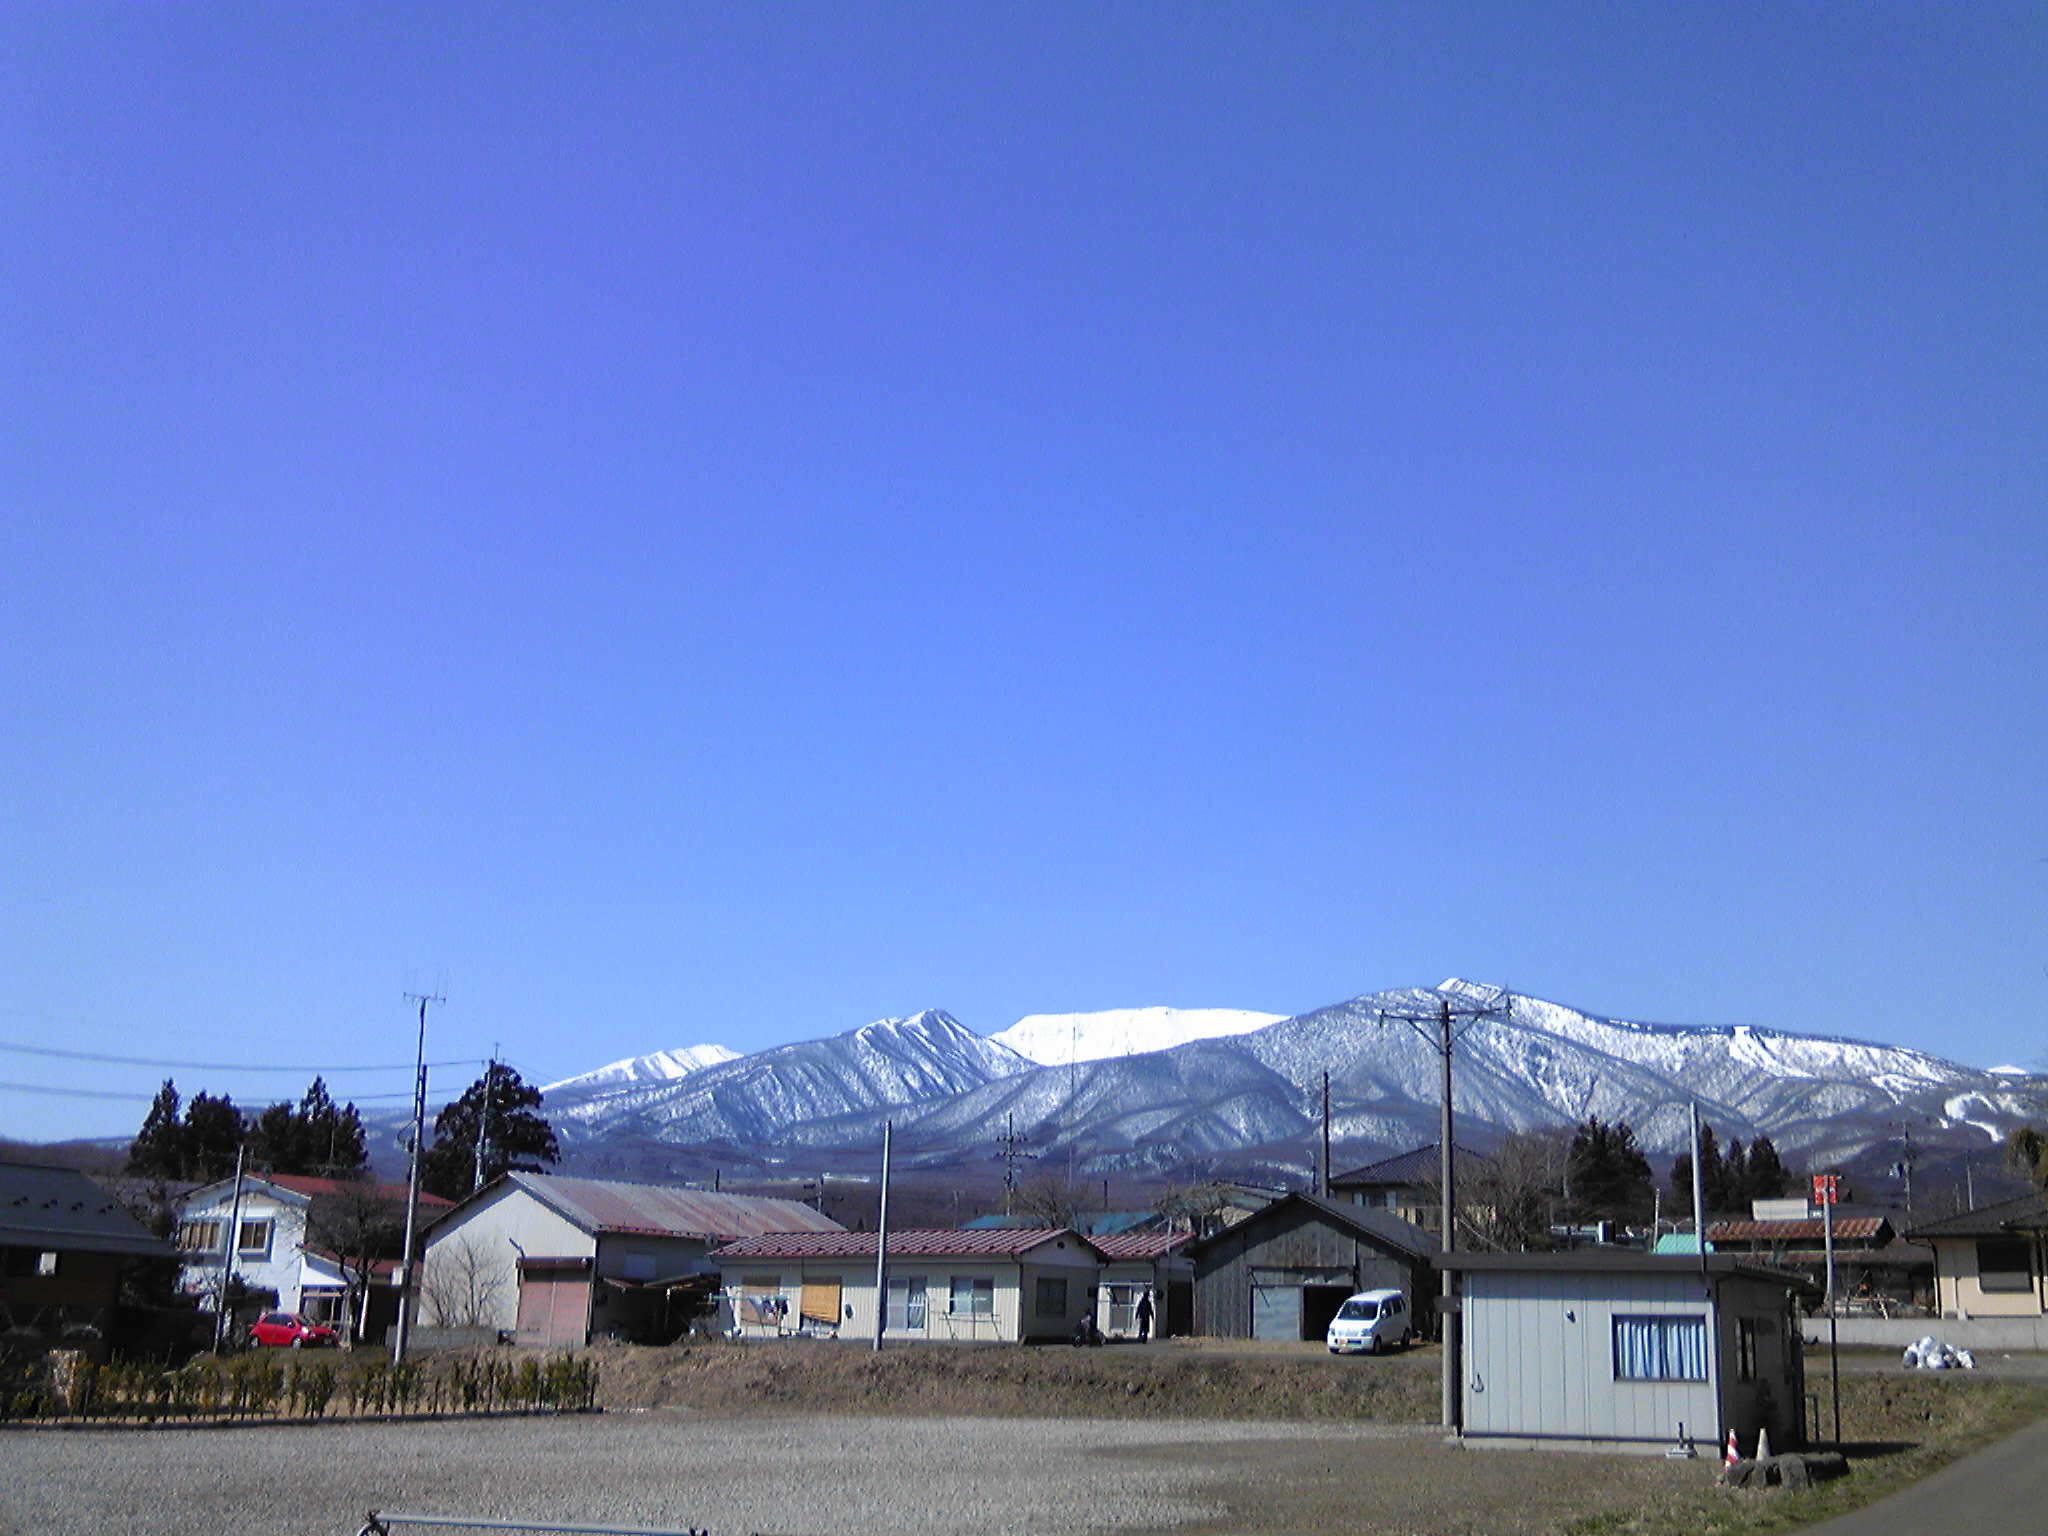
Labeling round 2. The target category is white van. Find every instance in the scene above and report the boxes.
[1324,1288,1411,1354]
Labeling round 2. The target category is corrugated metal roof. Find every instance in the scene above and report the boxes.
[1329,1143,1487,1189]
[0,1162,176,1259]
[1093,1231,1190,1260]
[511,1171,845,1240]
[714,1227,1102,1261]
[267,1174,454,1208]
[1709,1217,1889,1244]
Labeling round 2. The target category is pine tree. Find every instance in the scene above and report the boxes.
[1565,1117,1653,1222]
[248,1101,302,1173]
[421,1064,559,1201]
[1724,1138,1751,1207]
[182,1092,245,1181]
[1746,1135,1792,1200]
[127,1079,187,1179]
[297,1076,367,1174]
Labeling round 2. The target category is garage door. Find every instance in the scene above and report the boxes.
[1251,1281,1300,1341]
[516,1267,592,1349]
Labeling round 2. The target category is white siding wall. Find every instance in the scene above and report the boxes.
[176,1187,309,1314]
[420,1187,595,1333]
[1463,1270,1719,1447]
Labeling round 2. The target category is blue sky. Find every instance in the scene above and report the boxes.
[4,6,2044,1143]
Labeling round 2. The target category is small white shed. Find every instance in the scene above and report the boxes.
[1439,1252,1811,1454]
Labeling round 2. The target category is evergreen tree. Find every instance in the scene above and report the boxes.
[421,1064,559,1201]
[248,1100,302,1173]
[1746,1135,1792,1200]
[296,1077,367,1174]
[182,1092,245,1181]
[1565,1117,1653,1222]
[127,1079,187,1179]
[1724,1138,1750,1207]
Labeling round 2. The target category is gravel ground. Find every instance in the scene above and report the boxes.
[0,1412,1443,1536]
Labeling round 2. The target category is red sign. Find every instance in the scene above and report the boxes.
[1811,1173,1840,1206]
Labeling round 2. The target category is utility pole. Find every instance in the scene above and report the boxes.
[472,1047,497,1195]
[995,1113,1034,1217]
[393,990,442,1364]
[212,1143,248,1354]
[1319,1071,1331,1198]
[1378,987,1512,1434]
[872,1120,892,1353]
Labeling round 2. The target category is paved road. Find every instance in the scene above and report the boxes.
[1795,1412,2048,1535]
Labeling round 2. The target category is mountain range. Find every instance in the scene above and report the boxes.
[529,980,2044,1183]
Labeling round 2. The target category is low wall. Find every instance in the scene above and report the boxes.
[1802,1316,2048,1351]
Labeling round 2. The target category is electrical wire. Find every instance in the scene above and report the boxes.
[0,1040,478,1074]
[0,1079,420,1104]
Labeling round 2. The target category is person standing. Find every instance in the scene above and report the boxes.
[1135,1288,1154,1342]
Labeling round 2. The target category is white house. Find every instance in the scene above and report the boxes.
[712,1228,1106,1343]
[174,1173,449,1341]
[418,1170,843,1348]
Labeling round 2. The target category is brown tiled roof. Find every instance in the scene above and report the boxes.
[714,1228,1104,1262]
[1093,1231,1191,1260]
[267,1174,454,1208]
[1708,1217,1889,1244]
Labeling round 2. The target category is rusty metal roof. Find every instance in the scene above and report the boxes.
[509,1171,845,1240]
[1707,1217,1889,1244]
[714,1227,1105,1262]
[1093,1231,1191,1260]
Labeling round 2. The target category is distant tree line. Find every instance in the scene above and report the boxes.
[124,1063,559,1200]
[126,1077,367,1182]
[1667,1122,1795,1212]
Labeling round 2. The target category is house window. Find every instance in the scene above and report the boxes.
[1034,1277,1068,1317]
[177,1219,224,1253]
[237,1219,274,1258]
[1978,1237,2035,1293]
[949,1275,995,1317]
[1613,1315,1710,1382]
[885,1275,927,1331]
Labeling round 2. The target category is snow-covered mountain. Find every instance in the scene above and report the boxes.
[531,982,2041,1180]
[543,1009,1032,1147]
[991,1007,1286,1065]
[543,1044,739,1096]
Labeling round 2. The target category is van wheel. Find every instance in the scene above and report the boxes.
[1368,1333,1382,1355]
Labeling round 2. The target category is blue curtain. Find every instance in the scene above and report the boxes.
[1614,1316,1709,1380]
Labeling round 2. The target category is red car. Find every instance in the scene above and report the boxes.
[249,1311,339,1349]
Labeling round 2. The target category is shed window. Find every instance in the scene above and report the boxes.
[237,1219,273,1258]
[949,1275,994,1316]
[1034,1277,1068,1317]
[1978,1238,2035,1294]
[1613,1315,1709,1382]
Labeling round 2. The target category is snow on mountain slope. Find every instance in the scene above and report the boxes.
[545,1009,1032,1146]
[544,1044,739,1095]
[991,1007,1286,1065]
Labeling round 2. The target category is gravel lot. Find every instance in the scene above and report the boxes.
[0,1412,1447,1536]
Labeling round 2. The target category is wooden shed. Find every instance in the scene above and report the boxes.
[1187,1191,1437,1341]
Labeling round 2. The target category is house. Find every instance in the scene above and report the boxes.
[1909,1191,2048,1319]
[1186,1191,1437,1341]
[1439,1251,1812,1454]
[418,1170,843,1347]
[711,1227,1105,1343]
[1093,1230,1192,1339]
[1707,1204,1931,1313]
[1329,1143,1487,1238]
[0,1162,176,1358]
[173,1172,451,1342]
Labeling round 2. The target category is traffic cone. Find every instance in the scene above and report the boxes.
[1724,1428,1740,1466]
[1755,1426,1771,1462]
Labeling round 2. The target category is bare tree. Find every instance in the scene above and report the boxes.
[1013,1172,1088,1229]
[421,1233,506,1328]
[302,1179,403,1344]
[1153,1181,1242,1238]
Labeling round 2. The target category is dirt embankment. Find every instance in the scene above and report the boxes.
[592,1335,1443,1422]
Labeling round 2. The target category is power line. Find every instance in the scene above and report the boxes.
[0,1079,420,1104]
[0,1040,477,1073]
